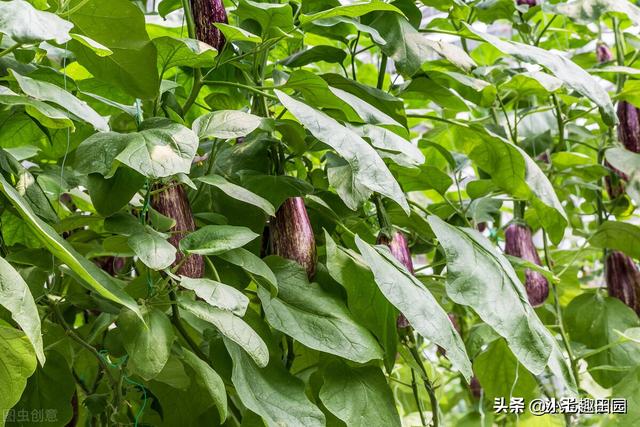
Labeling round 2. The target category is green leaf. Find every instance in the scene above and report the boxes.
[259,256,384,363]
[87,169,146,216]
[179,276,249,316]
[565,293,640,388]
[179,225,259,255]
[276,90,408,213]
[281,46,347,67]
[67,0,159,99]
[234,0,293,38]
[179,297,269,367]
[128,230,177,270]
[474,339,540,401]
[300,1,404,24]
[591,221,640,260]
[158,0,181,18]
[214,23,262,43]
[154,36,218,71]
[75,132,132,177]
[198,174,275,216]
[239,173,313,209]
[351,124,424,168]
[115,121,199,179]
[555,0,640,25]
[0,0,72,44]
[319,361,401,427]
[0,325,37,424]
[118,307,174,381]
[0,86,73,130]
[325,233,397,370]
[0,257,44,365]
[427,216,572,383]
[0,174,142,320]
[611,366,640,426]
[354,235,472,380]
[10,70,109,132]
[226,340,325,427]
[181,349,227,422]
[216,248,278,291]
[367,12,475,76]
[11,350,75,427]
[466,26,616,125]
[192,110,263,140]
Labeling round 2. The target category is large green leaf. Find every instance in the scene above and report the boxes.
[192,110,263,140]
[258,256,384,363]
[428,123,567,243]
[325,233,397,370]
[276,90,408,213]
[10,71,109,132]
[565,293,640,388]
[154,36,218,72]
[319,361,401,427]
[10,350,75,427]
[181,349,227,422]
[467,26,616,125]
[0,257,44,365]
[216,248,278,291]
[366,12,475,76]
[179,297,269,367]
[67,0,159,99]
[198,174,275,215]
[354,235,473,380]
[0,325,37,425]
[179,225,259,255]
[179,276,249,316]
[115,121,199,179]
[0,0,72,44]
[427,216,575,390]
[0,174,142,319]
[0,87,73,130]
[591,221,640,260]
[234,0,293,38]
[118,307,174,381]
[300,1,403,24]
[226,341,325,427]
[281,46,347,67]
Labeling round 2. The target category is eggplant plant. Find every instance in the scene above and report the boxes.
[2,0,640,426]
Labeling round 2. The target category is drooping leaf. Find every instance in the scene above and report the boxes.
[0,86,73,130]
[354,235,473,380]
[0,256,44,365]
[0,174,142,319]
[276,90,408,213]
[154,36,218,72]
[214,23,262,43]
[216,248,278,291]
[467,26,616,125]
[181,349,227,422]
[258,256,384,363]
[281,46,347,67]
[226,340,325,427]
[319,361,401,427]
[300,1,404,24]
[555,0,640,26]
[11,70,109,132]
[427,216,574,390]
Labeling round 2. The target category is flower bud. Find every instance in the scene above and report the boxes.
[504,223,549,307]
[596,43,613,63]
[606,251,640,314]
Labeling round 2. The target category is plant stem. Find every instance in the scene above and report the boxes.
[552,94,568,151]
[203,80,278,100]
[411,369,428,427]
[377,54,387,90]
[612,17,626,92]
[0,43,21,58]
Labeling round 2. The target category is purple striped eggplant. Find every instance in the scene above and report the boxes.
[377,230,413,328]
[151,183,204,278]
[596,43,613,63]
[606,251,640,314]
[190,0,228,51]
[95,256,126,276]
[504,223,549,307]
[617,101,640,153]
[469,376,482,399]
[269,197,317,279]
[516,0,536,6]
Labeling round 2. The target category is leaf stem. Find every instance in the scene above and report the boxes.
[168,289,209,361]
[202,80,278,100]
[0,43,21,58]
[411,368,428,427]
